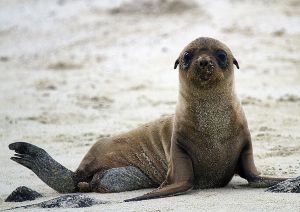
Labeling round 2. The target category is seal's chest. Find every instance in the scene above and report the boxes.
[190,135,241,188]
[192,145,238,188]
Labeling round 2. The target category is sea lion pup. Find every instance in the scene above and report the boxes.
[8,37,300,202]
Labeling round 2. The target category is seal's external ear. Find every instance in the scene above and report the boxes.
[174,59,179,69]
[233,58,239,69]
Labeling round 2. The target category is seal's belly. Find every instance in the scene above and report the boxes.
[101,116,173,185]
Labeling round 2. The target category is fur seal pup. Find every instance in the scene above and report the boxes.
[8,37,300,202]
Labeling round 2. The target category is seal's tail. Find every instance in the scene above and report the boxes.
[9,142,76,193]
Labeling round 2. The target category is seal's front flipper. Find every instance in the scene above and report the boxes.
[247,176,289,188]
[125,139,194,201]
[9,142,76,193]
[124,181,193,202]
[236,141,289,188]
[266,176,300,193]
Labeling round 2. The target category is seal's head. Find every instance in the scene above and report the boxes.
[174,37,239,87]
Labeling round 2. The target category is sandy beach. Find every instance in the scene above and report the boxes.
[0,0,299,211]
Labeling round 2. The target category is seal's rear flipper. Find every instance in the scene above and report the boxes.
[124,181,193,202]
[266,176,300,193]
[9,142,76,193]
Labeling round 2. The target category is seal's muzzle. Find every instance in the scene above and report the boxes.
[197,56,215,81]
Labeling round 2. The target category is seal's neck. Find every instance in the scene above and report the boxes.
[176,76,239,126]
[179,75,236,101]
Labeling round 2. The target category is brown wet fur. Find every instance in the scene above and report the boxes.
[75,115,173,186]
[75,37,288,201]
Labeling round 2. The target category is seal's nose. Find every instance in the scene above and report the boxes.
[199,59,209,67]
[198,56,212,69]
[197,56,214,81]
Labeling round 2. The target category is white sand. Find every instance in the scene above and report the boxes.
[0,0,299,211]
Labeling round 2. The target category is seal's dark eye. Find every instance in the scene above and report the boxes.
[216,50,227,62]
[183,52,193,68]
[215,50,227,68]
